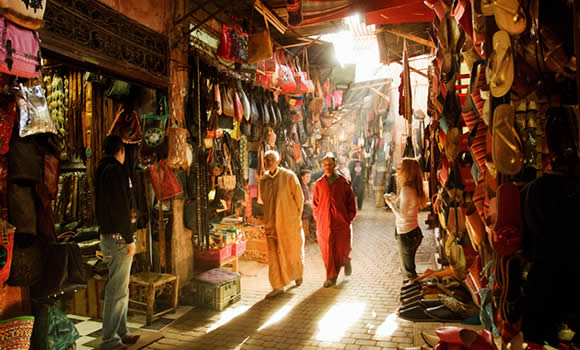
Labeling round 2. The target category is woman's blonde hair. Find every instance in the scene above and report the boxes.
[396,158,427,209]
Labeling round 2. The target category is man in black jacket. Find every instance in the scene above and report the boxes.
[95,135,139,350]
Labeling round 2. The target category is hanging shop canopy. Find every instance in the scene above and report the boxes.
[178,0,434,67]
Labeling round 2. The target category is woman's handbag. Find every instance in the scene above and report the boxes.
[217,24,249,64]
[0,101,15,155]
[148,159,183,201]
[248,7,273,64]
[140,96,169,154]
[17,84,57,137]
[6,235,44,286]
[108,105,142,144]
[275,51,297,94]
[0,18,41,78]
[0,0,47,29]
[31,235,89,298]
[221,83,235,118]
[167,126,190,171]
[0,217,15,284]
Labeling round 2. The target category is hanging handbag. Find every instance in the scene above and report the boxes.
[0,101,15,155]
[17,83,57,137]
[217,143,236,191]
[141,96,169,155]
[108,105,142,144]
[221,83,235,118]
[257,51,279,90]
[167,126,190,171]
[0,18,41,78]
[291,56,309,95]
[275,51,297,94]
[105,80,131,100]
[0,0,47,30]
[43,150,60,200]
[491,183,522,256]
[148,159,183,200]
[0,217,15,283]
[6,235,44,286]
[217,24,249,64]
[30,235,89,298]
[233,82,244,122]
[249,89,260,125]
[248,5,273,64]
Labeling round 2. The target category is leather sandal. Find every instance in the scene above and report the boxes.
[491,104,523,175]
[487,30,514,98]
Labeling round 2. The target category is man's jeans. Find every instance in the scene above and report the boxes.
[99,235,133,350]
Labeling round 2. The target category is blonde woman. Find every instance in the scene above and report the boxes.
[384,158,427,279]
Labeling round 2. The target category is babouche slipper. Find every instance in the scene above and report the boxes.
[487,30,514,98]
[492,104,523,175]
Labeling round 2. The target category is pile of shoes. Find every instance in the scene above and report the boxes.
[397,276,479,322]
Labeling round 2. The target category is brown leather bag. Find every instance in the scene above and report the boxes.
[222,84,235,118]
[248,8,273,64]
[108,105,142,144]
[167,126,190,171]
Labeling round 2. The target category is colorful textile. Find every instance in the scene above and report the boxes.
[0,316,34,350]
[259,167,305,290]
[312,174,357,280]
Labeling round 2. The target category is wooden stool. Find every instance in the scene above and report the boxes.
[219,255,239,273]
[128,272,179,325]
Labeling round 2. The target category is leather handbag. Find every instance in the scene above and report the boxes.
[0,0,47,30]
[275,51,297,94]
[248,7,273,64]
[167,126,190,171]
[7,182,37,235]
[140,96,169,155]
[17,84,57,137]
[31,236,89,298]
[0,18,41,78]
[217,163,236,191]
[43,150,60,200]
[216,24,249,64]
[213,81,222,115]
[108,105,142,144]
[0,217,15,283]
[6,235,44,286]
[237,81,251,121]
[249,89,260,125]
[221,83,235,118]
[0,101,15,155]
[148,159,183,201]
[233,82,244,122]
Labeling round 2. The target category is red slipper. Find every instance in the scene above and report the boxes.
[491,183,522,255]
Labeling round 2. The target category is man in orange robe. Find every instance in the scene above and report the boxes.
[312,153,357,287]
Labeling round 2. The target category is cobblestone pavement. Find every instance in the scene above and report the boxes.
[144,204,437,350]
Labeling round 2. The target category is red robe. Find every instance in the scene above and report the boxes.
[312,174,357,280]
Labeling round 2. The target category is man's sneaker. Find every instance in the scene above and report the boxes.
[295,278,303,287]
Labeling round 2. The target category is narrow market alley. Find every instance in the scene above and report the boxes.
[142,205,438,350]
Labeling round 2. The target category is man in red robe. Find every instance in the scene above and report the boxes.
[312,153,357,287]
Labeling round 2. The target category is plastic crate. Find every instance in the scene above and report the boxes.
[193,268,241,311]
[195,245,233,263]
[232,240,247,256]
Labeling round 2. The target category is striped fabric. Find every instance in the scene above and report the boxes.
[300,0,351,27]
[461,109,479,132]
[469,63,486,119]
[470,122,488,172]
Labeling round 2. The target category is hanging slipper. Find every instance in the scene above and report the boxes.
[471,0,489,58]
[461,96,479,132]
[445,128,461,161]
[452,0,473,42]
[480,0,495,16]
[491,104,523,175]
[468,60,487,121]
[492,0,526,35]
[487,30,514,98]
[491,183,522,256]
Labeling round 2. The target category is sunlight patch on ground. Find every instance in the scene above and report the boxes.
[375,313,399,337]
[234,336,251,350]
[316,303,366,341]
[258,304,294,331]
[206,305,251,333]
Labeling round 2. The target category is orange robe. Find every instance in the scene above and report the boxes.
[312,175,357,280]
[259,167,304,290]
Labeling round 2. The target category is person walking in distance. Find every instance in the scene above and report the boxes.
[349,154,365,210]
[384,158,427,280]
[313,153,357,287]
[259,150,305,298]
[95,135,140,350]
[299,169,315,241]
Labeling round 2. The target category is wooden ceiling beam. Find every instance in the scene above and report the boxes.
[383,27,435,49]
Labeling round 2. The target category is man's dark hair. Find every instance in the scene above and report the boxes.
[103,135,124,156]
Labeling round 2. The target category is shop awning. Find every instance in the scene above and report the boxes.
[364,0,433,25]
